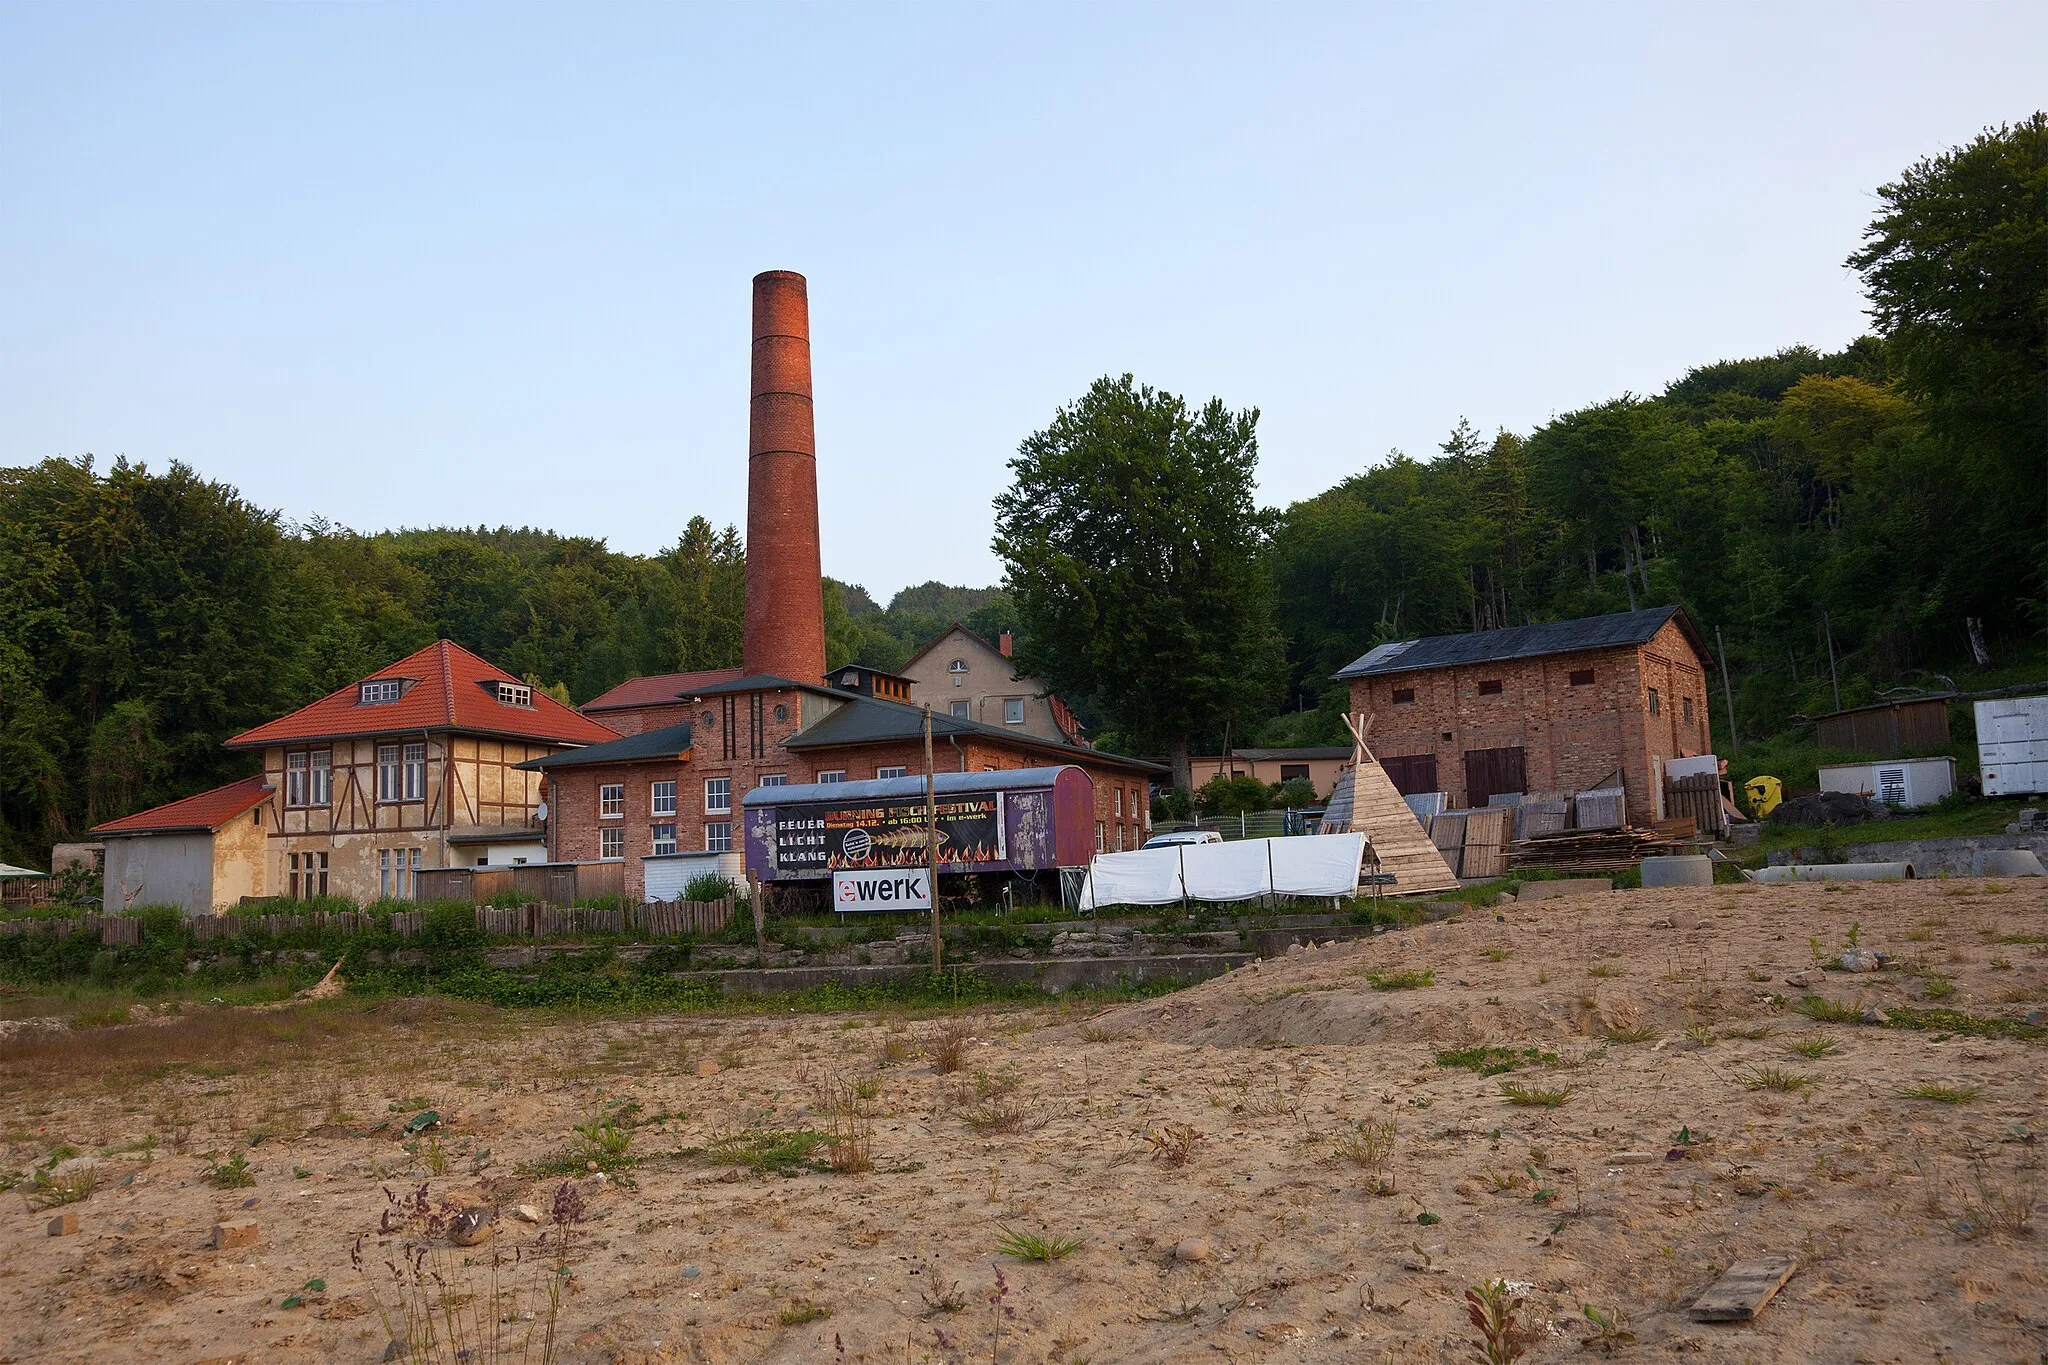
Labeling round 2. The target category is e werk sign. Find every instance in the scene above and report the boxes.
[833,871,931,912]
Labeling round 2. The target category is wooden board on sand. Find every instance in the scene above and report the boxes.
[1688,1258,1798,1322]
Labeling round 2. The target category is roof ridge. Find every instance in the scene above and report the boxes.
[439,639,457,726]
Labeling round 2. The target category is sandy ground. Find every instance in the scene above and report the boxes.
[2,877,2046,1364]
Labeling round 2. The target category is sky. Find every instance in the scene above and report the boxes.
[4,4,2045,601]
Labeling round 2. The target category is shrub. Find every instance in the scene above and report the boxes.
[683,873,740,902]
[994,1224,1083,1261]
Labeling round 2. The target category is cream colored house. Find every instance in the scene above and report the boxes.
[898,624,1085,747]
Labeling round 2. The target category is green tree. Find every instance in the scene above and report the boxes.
[993,375,1284,790]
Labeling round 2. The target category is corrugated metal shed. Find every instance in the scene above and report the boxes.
[1334,606,1702,680]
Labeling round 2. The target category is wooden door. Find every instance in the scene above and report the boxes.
[1462,746,1527,809]
[1383,753,1439,796]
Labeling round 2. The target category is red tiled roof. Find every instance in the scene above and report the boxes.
[91,774,274,835]
[581,668,745,712]
[227,640,622,749]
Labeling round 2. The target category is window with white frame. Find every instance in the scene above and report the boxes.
[1003,698,1025,725]
[402,743,426,800]
[877,766,907,780]
[496,681,533,707]
[705,777,732,813]
[359,678,403,706]
[948,659,968,687]
[379,847,422,899]
[599,827,624,860]
[705,821,732,853]
[818,770,845,784]
[950,700,970,719]
[758,773,787,787]
[310,749,331,806]
[287,751,310,807]
[650,780,676,816]
[651,823,677,856]
[290,851,328,898]
[1114,786,1123,817]
[1095,821,1106,852]
[599,784,624,818]
[377,744,402,801]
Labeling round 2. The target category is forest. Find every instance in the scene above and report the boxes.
[2,115,2042,865]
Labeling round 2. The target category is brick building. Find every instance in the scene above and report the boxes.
[522,672,1160,901]
[1334,606,1713,826]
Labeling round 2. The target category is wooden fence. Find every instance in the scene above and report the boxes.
[1,899,733,945]
[414,861,626,907]
[1662,773,1729,840]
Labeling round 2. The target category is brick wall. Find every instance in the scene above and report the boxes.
[1346,619,1712,825]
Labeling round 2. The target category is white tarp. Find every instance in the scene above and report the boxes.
[1077,833,1367,910]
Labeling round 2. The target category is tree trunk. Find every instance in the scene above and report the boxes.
[1965,616,1992,669]
[1167,732,1193,795]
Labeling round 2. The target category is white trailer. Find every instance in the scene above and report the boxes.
[1978,696,2048,797]
[1817,756,1955,809]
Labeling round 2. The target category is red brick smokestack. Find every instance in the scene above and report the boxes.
[744,270,827,683]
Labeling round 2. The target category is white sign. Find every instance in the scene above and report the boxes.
[832,870,931,912]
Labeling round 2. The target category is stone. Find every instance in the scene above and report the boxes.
[1641,855,1714,888]
[1839,949,1882,973]
[695,1060,721,1077]
[682,1265,701,1278]
[212,1219,259,1250]
[1608,1152,1657,1166]
[510,1203,542,1224]
[46,1212,78,1237]
[1785,969,1822,987]
[1173,1237,1214,1263]
[448,1207,492,1247]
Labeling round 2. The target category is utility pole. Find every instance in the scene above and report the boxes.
[1823,613,1842,712]
[1716,626,1740,760]
[923,704,941,972]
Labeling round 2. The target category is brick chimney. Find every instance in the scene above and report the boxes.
[998,630,1014,659]
[743,271,827,683]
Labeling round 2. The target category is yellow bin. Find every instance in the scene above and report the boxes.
[1744,775,1783,819]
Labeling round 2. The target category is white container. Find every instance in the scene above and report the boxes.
[1816,756,1955,809]
[1978,697,2048,796]
[1664,754,1720,780]
[643,850,745,902]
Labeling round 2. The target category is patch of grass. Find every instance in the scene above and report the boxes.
[1435,1045,1558,1076]
[1786,1034,1840,1059]
[1922,975,1958,1000]
[931,1017,973,1073]
[1334,1118,1397,1191]
[1790,995,1868,1025]
[963,1095,1044,1136]
[1363,969,1435,991]
[994,1224,1084,1262]
[1143,1123,1203,1168]
[1499,1081,1572,1108]
[1902,1083,1980,1104]
[701,1127,829,1176]
[1884,1007,2044,1041]
[202,1151,256,1188]
[1722,1023,1775,1040]
[24,1163,97,1209]
[1745,1066,1812,1092]
[822,1115,875,1174]
[1587,963,1623,979]
[778,1300,831,1327]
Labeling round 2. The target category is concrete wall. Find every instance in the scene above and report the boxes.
[102,832,215,916]
[1766,833,2048,877]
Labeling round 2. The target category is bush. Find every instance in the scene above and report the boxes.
[683,873,740,902]
[1197,774,1271,817]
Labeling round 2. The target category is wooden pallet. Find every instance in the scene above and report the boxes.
[1689,1258,1797,1322]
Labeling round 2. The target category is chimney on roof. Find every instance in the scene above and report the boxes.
[743,271,827,684]
[998,630,1013,659]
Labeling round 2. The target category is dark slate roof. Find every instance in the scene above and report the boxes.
[787,693,1165,774]
[514,722,695,770]
[1333,606,1702,680]
[742,767,1078,807]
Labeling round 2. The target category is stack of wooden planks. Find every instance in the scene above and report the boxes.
[1509,825,1682,872]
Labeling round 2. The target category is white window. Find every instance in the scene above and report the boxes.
[600,827,624,860]
[359,678,402,706]
[1114,787,1123,817]
[759,773,787,787]
[1096,821,1106,852]
[950,700,970,719]
[651,823,677,856]
[600,784,624,818]
[496,681,532,707]
[818,770,845,784]
[705,821,732,853]
[287,751,309,807]
[310,749,331,806]
[651,780,676,816]
[378,847,422,899]
[290,851,328,898]
[705,777,732,813]
[948,659,968,687]
[1004,698,1025,725]
[403,743,426,801]
[877,766,907,780]
[377,744,402,802]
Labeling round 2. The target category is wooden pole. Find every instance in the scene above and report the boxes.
[1822,613,1842,712]
[1716,625,1741,760]
[924,704,941,972]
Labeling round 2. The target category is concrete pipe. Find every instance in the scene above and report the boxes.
[1753,862,1916,883]
[1971,849,2045,877]
[1640,855,1714,888]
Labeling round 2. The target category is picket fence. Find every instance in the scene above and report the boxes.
[0,899,734,945]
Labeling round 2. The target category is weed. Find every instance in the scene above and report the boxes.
[702,1127,828,1176]
[1463,1278,1529,1363]
[202,1151,256,1189]
[931,1018,973,1073]
[918,1269,967,1316]
[1587,963,1623,979]
[972,1068,1021,1100]
[1484,946,1510,963]
[1143,1123,1203,1168]
[1923,976,1958,1001]
[1434,1045,1556,1076]
[1500,1081,1572,1108]
[1791,995,1866,1025]
[1786,1034,1839,1059]
[995,1224,1084,1261]
[963,1095,1045,1136]
[778,1300,831,1327]
[1078,1024,1115,1044]
[1483,1164,1524,1192]
[1364,969,1435,991]
[1958,1153,2038,1237]
[1334,1117,1397,1169]
[24,1163,97,1209]
[1745,1066,1812,1093]
[1722,1023,1774,1040]
[1902,1083,1979,1104]
[822,1115,875,1174]
[1683,1023,1714,1047]
[1582,1303,1635,1351]
[1884,1007,2044,1041]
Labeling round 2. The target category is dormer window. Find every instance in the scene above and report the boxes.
[496,681,532,708]
[359,679,403,706]
[948,660,968,673]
